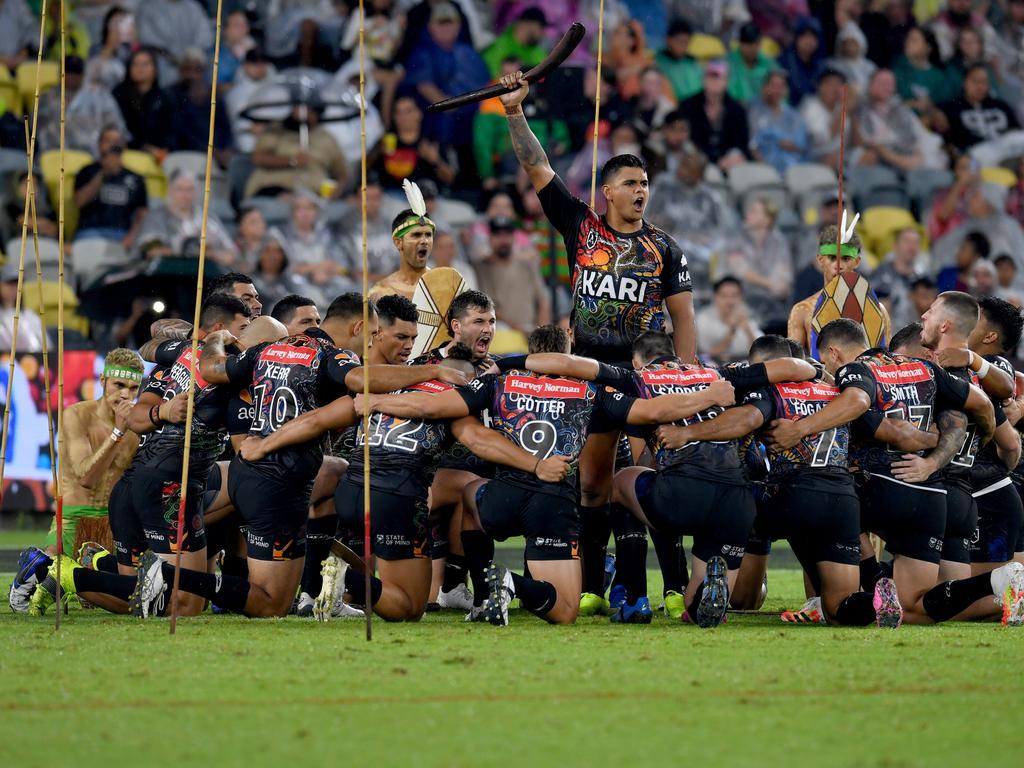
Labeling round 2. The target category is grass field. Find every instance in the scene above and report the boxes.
[1,562,1022,768]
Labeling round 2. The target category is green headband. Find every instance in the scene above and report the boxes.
[818,243,860,258]
[103,366,143,383]
[392,214,436,240]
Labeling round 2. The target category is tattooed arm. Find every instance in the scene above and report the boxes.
[139,319,194,362]
[498,72,555,191]
[890,409,967,484]
[197,330,235,384]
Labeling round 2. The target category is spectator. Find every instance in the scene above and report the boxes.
[994,0,1024,91]
[928,153,978,242]
[38,57,126,157]
[665,0,749,39]
[909,276,938,321]
[851,69,935,172]
[871,227,927,328]
[0,262,47,352]
[167,48,234,160]
[1007,156,1024,230]
[113,48,174,156]
[226,47,277,154]
[218,10,255,87]
[929,0,1000,62]
[135,0,213,86]
[934,184,1024,280]
[91,6,137,90]
[482,7,547,77]
[993,253,1024,305]
[748,70,809,174]
[858,0,915,69]
[677,59,749,171]
[631,67,675,136]
[276,190,353,298]
[726,22,773,104]
[696,277,763,363]
[655,19,703,102]
[340,0,406,126]
[1,172,57,244]
[430,229,478,290]
[73,126,148,250]
[749,0,811,51]
[939,65,1023,164]
[780,16,825,107]
[375,95,457,190]
[519,186,566,306]
[405,3,490,155]
[969,257,998,297]
[714,198,793,326]
[893,27,956,125]
[400,0,479,61]
[937,229,989,293]
[826,21,876,96]
[645,108,690,176]
[246,100,349,199]
[800,69,847,166]
[564,67,632,153]
[0,0,37,71]
[474,216,549,336]
[133,171,236,265]
[235,207,268,269]
[607,19,650,101]
[41,0,90,61]
[466,192,534,262]
[336,178,405,282]
[251,233,315,309]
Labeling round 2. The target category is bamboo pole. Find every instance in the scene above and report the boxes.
[358,0,372,642]
[588,0,606,209]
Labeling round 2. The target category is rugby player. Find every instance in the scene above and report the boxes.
[359,325,735,626]
[368,208,434,302]
[125,293,470,619]
[767,319,1024,626]
[9,349,144,613]
[787,227,892,357]
[499,70,697,617]
[270,294,322,336]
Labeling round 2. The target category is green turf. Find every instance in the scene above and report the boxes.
[0,529,47,549]
[1,568,1020,768]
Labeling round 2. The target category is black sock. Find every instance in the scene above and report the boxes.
[835,591,876,626]
[160,562,251,614]
[579,503,611,595]
[343,567,383,607]
[72,567,135,601]
[859,558,882,592]
[33,553,54,581]
[651,527,686,594]
[441,553,467,592]
[301,514,338,597]
[509,571,556,618]
[461,530,494,607]
[96,552,119,573]
[610,503,647,602]
[922,574,994,623]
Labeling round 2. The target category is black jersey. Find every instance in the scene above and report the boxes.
[837,349,970,481]
[943,366,983,491]
[133,339,232,477]
[969,355,1015,491]
[456,369,635,500]
[345,379,455,498]
[538,176,691,361]
[224,329,359,473]
[743,379,850,480]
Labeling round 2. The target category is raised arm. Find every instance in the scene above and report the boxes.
[240,397,358,462]
[625,380,736,425]
[360,389,472,420]
[451,417,570,483]
[765,388,871,450]
[499,72,555,192]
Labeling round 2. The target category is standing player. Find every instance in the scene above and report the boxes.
[499,71,697,615]
[9,349,145,613]
[368,208,435,302]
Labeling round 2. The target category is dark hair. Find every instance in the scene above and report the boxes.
[978,295,1024,353]
[818,68,847,85]
[446,342,474,361]
[713,276,743,293]
[916,27,945,70]
[124,47,158,88]
[600,153,647,186]
[937,291,980,337]
[205,272,255,299]
[391,208,417,232]
[818,224,862,253]
[816,318,868,354]
[889,322,924,354]
[447,290,494,331]
[376,293,418,325]
[200,294,251,330]
[748,334,794,361]
[786,338,805,357]
[964,62,990,82]
[963,231,991,260]
[911,276,937,291]
[325,292,375,323]
[270,294,317,324]
[667,18,692,37]
[528,325,570,354]
[100,6,128,48]
[632,330,674,363]
[994,253,1016,269]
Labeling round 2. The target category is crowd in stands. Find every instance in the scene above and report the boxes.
[1,0,1024,364]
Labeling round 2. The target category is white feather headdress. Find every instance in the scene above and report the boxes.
[403,179,427,218]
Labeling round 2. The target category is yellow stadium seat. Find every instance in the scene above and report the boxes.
[980,166,1017,189]
[858,207,924,266]
[20,279,89,336]
[39,148,93,238]
[689,33,727,61]
[16,60,58,117]
[0,64,20,116]
[122,149,167,199]
[760,37,781,59]
[489,328,528,355]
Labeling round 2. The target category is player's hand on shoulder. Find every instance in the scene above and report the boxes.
[934,348,970,369]
[656,424,689,449]
[498,71,529,107]
[535,454,571,483]
[708,379,735,407]
[239,436,267,462]
[205,329,238,348]
[162,393,190,424]
[353,394,370,415]
[764,418,803,450]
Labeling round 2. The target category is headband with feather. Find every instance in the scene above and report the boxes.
[392,179,436,239]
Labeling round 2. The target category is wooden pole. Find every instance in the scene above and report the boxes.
[588,0,606,209]
[836,85,848,264]
[358,0,372,642]
[169,0,224,635]
[54,0,67,630]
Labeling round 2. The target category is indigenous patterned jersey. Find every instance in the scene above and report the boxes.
[224,328,359,473]
[837,349,970,480]
[969,355,1015,490]
[134,340,232,477]
[456,370,635,500]
[538,176,691,361]
[743,379,850,478]
[943,366,983,490]
[345,379,455,498]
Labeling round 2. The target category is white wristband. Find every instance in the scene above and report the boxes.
[977,356,991,379]
[111,427,125,442]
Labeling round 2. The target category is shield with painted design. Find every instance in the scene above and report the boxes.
[810,272,887,356]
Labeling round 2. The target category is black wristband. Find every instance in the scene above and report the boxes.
[497,354,528,373]
[149,404,164,427]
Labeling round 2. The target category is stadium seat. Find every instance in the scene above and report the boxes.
[16,60,58,116]
[210,197,235,226]
[20,278,89,336]
[489,328,528,354]
[784,163,837,215]
[906,168,954,218]
[845,165,904,211]
[0,148,29,185]
[727,161,790,210]
[4,235,63,281]
[122,149,168,200]
[858,207,922,264]
[39,148,93,238]
[980,166,1017,188]
[71,238,131,292]
[0,63,20,116]
[689,33,726,61]
[240,196,290,227]
[164,151,230,200]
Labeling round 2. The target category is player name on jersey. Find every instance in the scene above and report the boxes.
[578,268,648,303]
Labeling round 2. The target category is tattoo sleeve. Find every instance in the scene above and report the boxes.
[929,409,968,470]
[507,112,550,173]
[150,319,193,341]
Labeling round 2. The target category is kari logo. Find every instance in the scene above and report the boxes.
[506,375,587,399]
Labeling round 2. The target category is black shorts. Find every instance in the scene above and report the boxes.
[476,479,579,561]
[109,473,144,568]
[132,467,207,555]
[744,485,772,557]
[336,481,429,561]
[971,480,1024,564]
[943,483,977,565]
[201,463,223,515]
[859,475,945,564]
[634,470,755,570]
[762,472,862,570]
[228,455,315,561]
